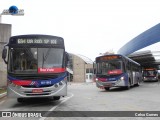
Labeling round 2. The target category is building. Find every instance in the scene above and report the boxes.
[0,23,11,87]
[67,54,94,83]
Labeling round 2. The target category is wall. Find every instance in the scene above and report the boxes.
[73,55,85,82]
[0,23,11,87]
[72,54,93,82]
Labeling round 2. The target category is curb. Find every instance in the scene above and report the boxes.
[0,92,7,99]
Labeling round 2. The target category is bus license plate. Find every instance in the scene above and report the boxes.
[32,89,43,93]
[105,83,112,87]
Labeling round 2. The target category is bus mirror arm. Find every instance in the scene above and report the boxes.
[2,46,8,64]
[65,52,69,66]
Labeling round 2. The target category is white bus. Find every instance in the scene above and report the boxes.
[95,54,142,90]
[2,34,69,102]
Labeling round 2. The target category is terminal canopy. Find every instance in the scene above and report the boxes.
[128,50,160,69]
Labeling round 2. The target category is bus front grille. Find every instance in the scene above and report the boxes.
[24,91,51,93]
[25,93,51,96]
[22,85,54,88]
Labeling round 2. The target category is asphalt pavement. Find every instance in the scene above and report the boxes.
[0,81,160,120]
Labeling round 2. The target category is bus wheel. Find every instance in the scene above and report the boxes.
[135,79,140,86]
[17,98,24,103]
[54,96,60,100]
[126,80,131,90]
[105,87,110,91]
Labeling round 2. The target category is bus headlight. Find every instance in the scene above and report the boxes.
[54,84,59,88]
[95,78,98,81]
[59,81,63,86]
[120,76,124,80]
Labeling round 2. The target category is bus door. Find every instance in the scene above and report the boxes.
[129,62,134,85]
[131,63,135,85]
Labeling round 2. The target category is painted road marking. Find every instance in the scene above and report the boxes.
[39,93,74,120]
[0,92,7,98]
[0,100,5,105]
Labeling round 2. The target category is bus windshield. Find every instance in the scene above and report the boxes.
[143,70,157,77]
[96,60,123,75]
[9,47,64,74]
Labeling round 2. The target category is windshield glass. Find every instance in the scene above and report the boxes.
[38,48,64,73]
[96,61,123,75]
[9,48,64,74]
[143,70,157,77]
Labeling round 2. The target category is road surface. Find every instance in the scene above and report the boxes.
[0,81,160,120]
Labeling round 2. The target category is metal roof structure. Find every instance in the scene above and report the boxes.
[117,23,160,69]
[66,53,93,74]
[76,54,93,64]
[128,50,160,69]
[118,23,160,56]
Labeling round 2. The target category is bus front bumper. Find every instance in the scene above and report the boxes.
[143,77,158,81]
[7,80,67,98]
[96,79,125,88]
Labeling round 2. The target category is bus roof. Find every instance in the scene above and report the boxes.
[10,34,63,39]
[8,34,64,46]
[96,54,141,66]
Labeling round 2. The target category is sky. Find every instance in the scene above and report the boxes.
[1,0,160,61]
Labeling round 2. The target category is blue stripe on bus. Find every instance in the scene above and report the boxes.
[107,73,129,86]
[106,73,128,81]
[8,72,67,87]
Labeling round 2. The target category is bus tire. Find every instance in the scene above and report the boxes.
[17,98,24,103]
[105,87,110,91]
[54,96,60,100]
[135,79,140,86]
[126,79,131,90]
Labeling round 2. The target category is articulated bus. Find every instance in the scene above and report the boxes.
[95,54,142,90]
[2,34,68,102]
[143,68,158,82]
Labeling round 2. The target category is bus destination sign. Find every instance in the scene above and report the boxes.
[17,39,58,44]
[98,55,121,61]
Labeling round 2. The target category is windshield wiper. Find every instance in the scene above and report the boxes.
[42,48,51,68]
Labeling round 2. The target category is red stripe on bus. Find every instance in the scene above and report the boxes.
[12,80,32,86]
[108,69,122,75]
[98,78,107,82]
[38,68,66,73]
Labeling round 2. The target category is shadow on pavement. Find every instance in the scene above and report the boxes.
[11,97,60,108]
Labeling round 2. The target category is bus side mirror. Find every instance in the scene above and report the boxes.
[2,46,8,64]
[65,52,69,66]
[93,62,96,74]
